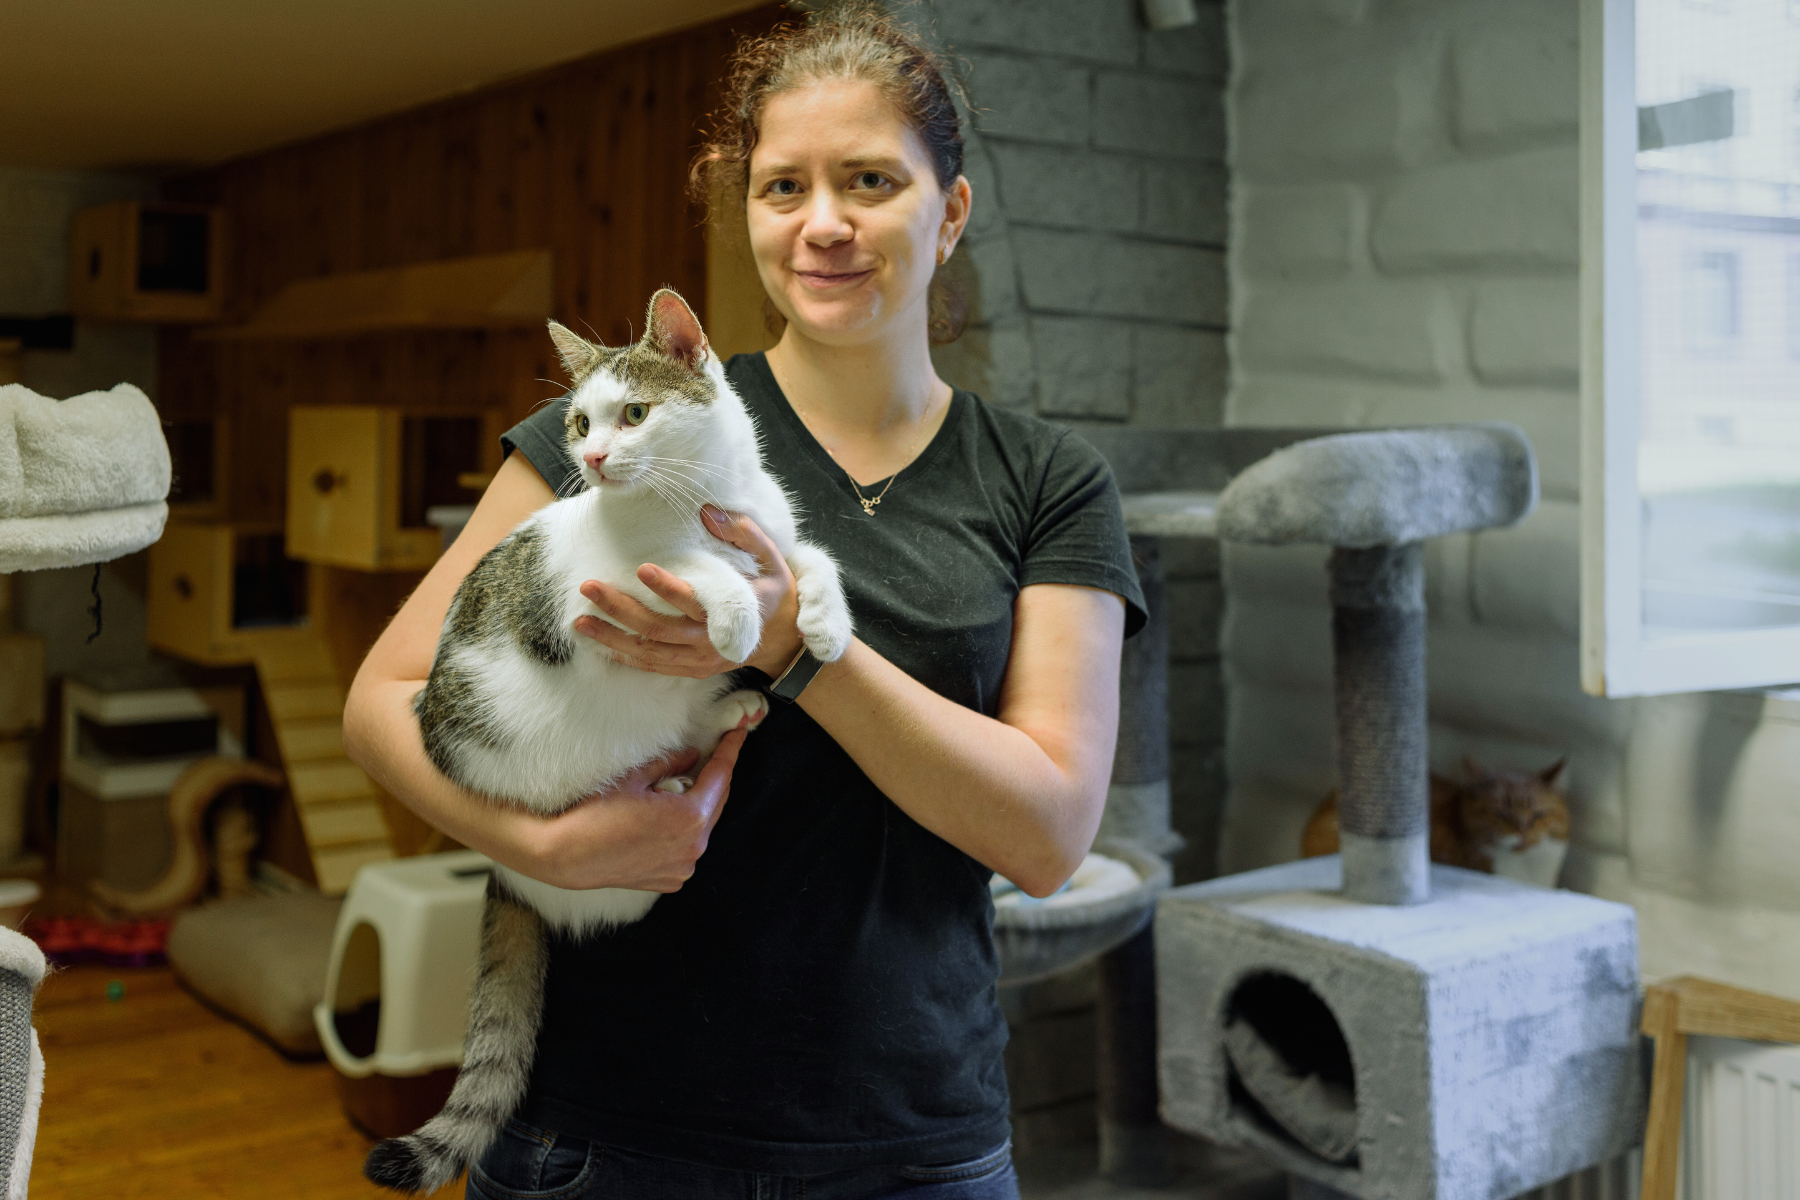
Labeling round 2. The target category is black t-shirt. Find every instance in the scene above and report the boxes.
[497,352,1145,1175]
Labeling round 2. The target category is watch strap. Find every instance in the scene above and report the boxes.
[767,645,825,703]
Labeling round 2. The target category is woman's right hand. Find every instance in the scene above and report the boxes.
[521,728,747,892]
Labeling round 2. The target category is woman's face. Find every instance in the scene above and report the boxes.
[746,77,970,348]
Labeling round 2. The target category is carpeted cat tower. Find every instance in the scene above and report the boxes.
[1154,427,1643,1200]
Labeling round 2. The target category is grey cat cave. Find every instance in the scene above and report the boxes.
[1069,424,1642,1200]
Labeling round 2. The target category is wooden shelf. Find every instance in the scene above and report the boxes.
[198,249,551,341]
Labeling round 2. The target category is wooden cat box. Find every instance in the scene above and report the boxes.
[286,406,500,572]
[147,522,316,666]
[68,201,226,323]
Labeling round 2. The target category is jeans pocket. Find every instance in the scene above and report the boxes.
[895,1140,1012,1184]
[470,1119,598,1199]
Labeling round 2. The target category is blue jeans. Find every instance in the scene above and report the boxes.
[465,1119,1019,1200]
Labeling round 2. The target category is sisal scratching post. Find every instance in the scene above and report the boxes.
[1329,544,1428,905]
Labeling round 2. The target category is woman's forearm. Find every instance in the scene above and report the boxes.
[797,586,1125,896]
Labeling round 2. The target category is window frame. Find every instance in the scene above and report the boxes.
[1581,0,1800,696]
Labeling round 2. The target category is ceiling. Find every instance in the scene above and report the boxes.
[0,0,769,175]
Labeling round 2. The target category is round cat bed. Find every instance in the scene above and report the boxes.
[166,891,343,1057]
[992,841,1171,986]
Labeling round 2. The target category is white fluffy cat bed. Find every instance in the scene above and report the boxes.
[0,383,170,573]
[991,840,1170,986]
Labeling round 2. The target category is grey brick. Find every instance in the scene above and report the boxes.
[1004,1008,1098,1110]
[1131,325,1226,427]
[1451,18,1578,149]
[986,320,1038,408]
[966,233,1021,322]
[1094,72,1225,161]
[963,52,1091,147]
[1234,38,1439,181]
[1469,278,1579,387]
[1142,159,1227,244]
[931,325,991,398]
[1032,316,1132,419]
[1371,146,1579,274]
[959,139,1006,241]
[1168,659,1224,747]
[1014,228,1226,325]
[931,0,1140,66]
[1166,578,1223,659]
[1141,2,1229,79]
[1235,280,1445,383]
[1239,184,1359,279]
[990,143,1140,234]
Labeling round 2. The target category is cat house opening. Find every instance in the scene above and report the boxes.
[399,416,485,530]
[231,533,308,629]
[1223,971,1359,1167]
[332,921,383,1060]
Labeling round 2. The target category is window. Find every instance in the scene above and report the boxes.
[1583,0,1800,695]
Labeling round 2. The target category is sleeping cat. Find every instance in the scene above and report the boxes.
[1300,757,1571,886]
[364,289,853,1194]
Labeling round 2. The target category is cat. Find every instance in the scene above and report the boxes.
[363,289,854,1194]
[1300,757,1571,885]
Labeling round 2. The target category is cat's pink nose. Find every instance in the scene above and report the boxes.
[585,451,608,471]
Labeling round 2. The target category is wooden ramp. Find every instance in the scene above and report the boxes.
[251,633,395,894]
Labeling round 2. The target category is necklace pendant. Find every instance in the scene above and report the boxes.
[859,497,880,516]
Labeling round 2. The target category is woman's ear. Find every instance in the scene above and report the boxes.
[939,174,973,261]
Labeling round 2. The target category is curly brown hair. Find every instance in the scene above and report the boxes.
[691,2,970,344]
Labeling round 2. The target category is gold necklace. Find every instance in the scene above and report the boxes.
[795,389,945,517]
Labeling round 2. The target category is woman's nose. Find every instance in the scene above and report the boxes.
[800,192,853,247]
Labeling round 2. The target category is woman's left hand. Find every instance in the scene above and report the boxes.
[574,505,804,678]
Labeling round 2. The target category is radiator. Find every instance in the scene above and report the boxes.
[1513,1154,1639,1200]
[1678,1035,1800,1200]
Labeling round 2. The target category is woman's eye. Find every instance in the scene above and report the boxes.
[623,404,649,426]
[854,172,886,189]
[576,415,590,436]
[768,179,800,197]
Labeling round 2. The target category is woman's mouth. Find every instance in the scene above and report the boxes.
[795,269,873,290]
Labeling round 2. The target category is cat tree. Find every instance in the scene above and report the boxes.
[1150,426,1644,1200]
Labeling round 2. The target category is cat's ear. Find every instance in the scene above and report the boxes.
[547,320,602,381]
[645,288,710,374]
[1539,758,1569,789]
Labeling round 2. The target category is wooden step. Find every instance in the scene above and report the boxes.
[288,759,376,806]
[276,718,346,764]
[312,841,396,895]
[263,683,343,724]
[297,800,391,850]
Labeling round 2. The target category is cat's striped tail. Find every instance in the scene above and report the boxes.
[364,885,547,1194]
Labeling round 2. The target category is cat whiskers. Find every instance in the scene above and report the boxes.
[638,462,716,516]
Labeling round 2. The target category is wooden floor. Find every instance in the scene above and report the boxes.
[28,965,396,1199]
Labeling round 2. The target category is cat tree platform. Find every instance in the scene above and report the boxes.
[1156,855,1642,1200]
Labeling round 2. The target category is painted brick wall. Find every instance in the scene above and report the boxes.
[1225,0,1800,1001]
[899,0,1234,1151]
[913,0,1231,888]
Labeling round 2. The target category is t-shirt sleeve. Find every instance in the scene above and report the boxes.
[1021,430,1149,638]
[500,398,574,490]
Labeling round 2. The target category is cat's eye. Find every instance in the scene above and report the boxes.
[575,414,590,436]
[623,403,649,426]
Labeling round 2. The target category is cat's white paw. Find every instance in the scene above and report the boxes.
[652,775,694,794]
[789,543,852,662]
[705,599,761,664]
[711,689,769,736]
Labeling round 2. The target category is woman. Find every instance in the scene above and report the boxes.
[343,7,1146,1197]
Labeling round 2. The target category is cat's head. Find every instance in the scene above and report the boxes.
[550,289,730,496]
[1458,756,1569,834]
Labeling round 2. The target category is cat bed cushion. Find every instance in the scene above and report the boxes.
[0,927,47,1200]
[167,892,344,1057]
[1214,424,1536,548]
[992,842,1171,986]
[1222,1018,1357,1164]
[0,382,170,573]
